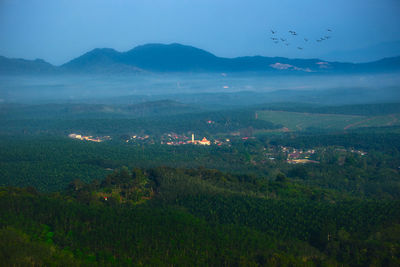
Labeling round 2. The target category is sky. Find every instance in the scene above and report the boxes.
[0,0,399,65]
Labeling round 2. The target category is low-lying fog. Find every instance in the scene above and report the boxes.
[1,72,400,105]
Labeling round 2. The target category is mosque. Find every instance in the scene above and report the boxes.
[189,133,210,145]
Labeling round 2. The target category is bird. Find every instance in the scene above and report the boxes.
[327,28,332,32]
[271,37,278,40]
[297,47,303,50]
[271,30,277,34]
[280,38,286,42]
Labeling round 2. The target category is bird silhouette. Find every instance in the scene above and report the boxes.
[267,27,334,50]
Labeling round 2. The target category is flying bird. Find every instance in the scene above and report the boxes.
[297,47,303,50]
[327,28,332,32]
[271,30,277,34]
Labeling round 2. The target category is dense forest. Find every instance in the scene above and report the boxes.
[1,101,400,265]
[1,166,400,266]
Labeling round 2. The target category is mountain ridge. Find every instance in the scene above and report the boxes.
[1,43,400,74]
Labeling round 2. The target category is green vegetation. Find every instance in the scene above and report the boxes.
[1,166,399,266]
[1,101,400,265]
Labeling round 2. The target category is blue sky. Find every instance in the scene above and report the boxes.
[0,0,399,65]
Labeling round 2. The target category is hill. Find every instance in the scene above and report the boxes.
[0,56,56,74]
[59,43,364,73]
[1,43,400,74]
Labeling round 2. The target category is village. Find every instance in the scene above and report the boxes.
[68,133,367,165]
[265,145,367,164]
[281,146,319,164]
[69,132,231,146]
[68,133,112,143]
[160,133,232,146]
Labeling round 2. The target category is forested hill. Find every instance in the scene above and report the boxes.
[1,43,400,74]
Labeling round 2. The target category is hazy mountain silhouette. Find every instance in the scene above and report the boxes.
[322,41,400,63]
[1,43,399,74]
[0,56,57,74]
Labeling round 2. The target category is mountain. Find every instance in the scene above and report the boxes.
[63,43,354,73]
[122,43,222,71]
[60,48,143,73]
[0,56,56,74]
[1,43,400,74]
[359,56,400,72]
[321,41,400,63]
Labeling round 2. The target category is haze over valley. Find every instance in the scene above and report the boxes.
[1,1,400,266]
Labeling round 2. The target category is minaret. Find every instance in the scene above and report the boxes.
[192,133,195,143]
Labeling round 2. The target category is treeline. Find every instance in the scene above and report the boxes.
[0,136,260,192]
[1,166,400,266]
[273,131,400,152]
[258,102,400,116]
[0,108,278,137]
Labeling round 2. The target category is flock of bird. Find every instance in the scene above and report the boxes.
[269,28,332,50]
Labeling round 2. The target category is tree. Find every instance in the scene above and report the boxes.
[276,173,287,183]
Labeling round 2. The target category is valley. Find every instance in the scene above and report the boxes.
[2,0,400,265]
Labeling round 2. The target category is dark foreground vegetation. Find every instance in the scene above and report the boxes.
[2,165,400,266]
[1,101,400,266]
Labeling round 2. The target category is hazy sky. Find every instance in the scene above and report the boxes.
[1,0,399,65]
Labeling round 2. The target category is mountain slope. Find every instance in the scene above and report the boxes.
[1,43,400,74]
[122,43,223,71]
[60,48,143,73]
[62,44,357,73]
[0,56,56,74]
